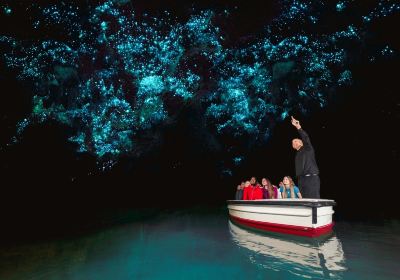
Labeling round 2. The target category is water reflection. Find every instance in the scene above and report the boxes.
[229,221,346,279]
[4,212,399,280]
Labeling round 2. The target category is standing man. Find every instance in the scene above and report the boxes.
[290,116,320,198]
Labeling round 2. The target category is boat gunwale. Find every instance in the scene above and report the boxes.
[227,199,336,208]
[228,208,312,217]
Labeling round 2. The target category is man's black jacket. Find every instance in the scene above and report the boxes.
[295,129,319,177]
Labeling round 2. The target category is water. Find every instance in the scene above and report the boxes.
[1,208,399,280]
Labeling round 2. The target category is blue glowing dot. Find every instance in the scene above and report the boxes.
[336,2,346,12]
[233,157,243,165]
[4,7,12,14]
[101,21,108,31]
[362,16,371,22]
[381,45,394,56]
[281,111,289,120]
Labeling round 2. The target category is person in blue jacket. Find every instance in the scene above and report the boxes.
[279,176,303,199]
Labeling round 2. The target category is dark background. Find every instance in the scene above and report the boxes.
[0,0,399,242]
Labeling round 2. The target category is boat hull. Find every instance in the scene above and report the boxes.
[227,199,336,238]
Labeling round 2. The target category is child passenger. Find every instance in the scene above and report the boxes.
[279,176,303,199]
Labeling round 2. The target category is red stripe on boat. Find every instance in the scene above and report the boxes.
[229,215,334,237]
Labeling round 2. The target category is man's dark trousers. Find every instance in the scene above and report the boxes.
[298,175,320,198]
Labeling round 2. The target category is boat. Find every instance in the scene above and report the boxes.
[227,199,335,237]
[228,221,346,277]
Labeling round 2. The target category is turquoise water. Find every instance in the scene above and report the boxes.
[1,209,399,280]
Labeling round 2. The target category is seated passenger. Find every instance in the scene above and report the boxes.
[242,181,251,200]
[279,176,302,199]
[235,182,245,200]
[243,177,263,200]
[261,178,279,199]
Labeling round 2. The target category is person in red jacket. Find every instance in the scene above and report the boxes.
[242,181,251,200]
[243,177,263,200]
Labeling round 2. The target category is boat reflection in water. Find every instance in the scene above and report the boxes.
[229,221,346,279]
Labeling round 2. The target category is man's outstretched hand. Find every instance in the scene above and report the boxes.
[291,116,301,130]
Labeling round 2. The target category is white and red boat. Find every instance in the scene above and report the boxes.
[227,199,335,237]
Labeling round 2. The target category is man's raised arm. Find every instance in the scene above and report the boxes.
[291,116,313,150]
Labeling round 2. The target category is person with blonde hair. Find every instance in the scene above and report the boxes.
[279,176,302,199]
